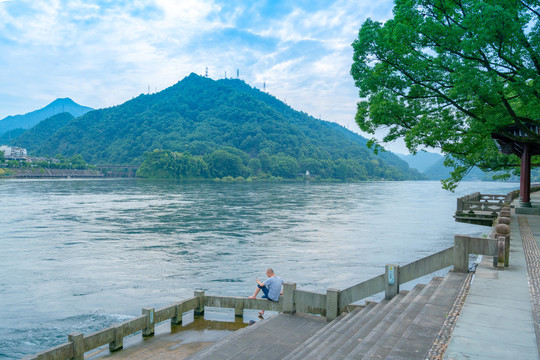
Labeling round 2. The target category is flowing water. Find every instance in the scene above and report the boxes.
[0,179,518,358]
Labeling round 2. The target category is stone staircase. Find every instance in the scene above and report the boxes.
[187,271,467,360]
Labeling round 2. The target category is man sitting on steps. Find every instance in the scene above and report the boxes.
[248,268,284,315]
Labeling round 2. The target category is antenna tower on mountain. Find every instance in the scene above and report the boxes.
[237,69,239,78]
[205,67,208,77]
[225,71,227,79]
[263,82,266,92]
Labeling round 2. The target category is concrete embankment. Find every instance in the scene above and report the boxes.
[5,168,104,178]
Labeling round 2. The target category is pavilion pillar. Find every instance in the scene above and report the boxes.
[520,144,532,207]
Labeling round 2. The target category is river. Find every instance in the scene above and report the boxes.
[0,179,518,359]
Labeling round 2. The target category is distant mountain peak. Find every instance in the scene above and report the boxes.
[0,98,93,136]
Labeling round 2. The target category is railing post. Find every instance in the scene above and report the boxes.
[454,235,470,273]
[496,217,511,267]
[282,282,296,314]
[68,332,84,360]
[109,324,123,352]
[326,288,339,321]
[235,300,244,317]
[457,197,463,213]
[194,290,205,315]
[497,238,505,268]
[142,307,155,337]
[172,302,184,325]
[385,264,399,299]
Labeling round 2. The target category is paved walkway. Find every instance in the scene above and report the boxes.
[444,194,540,360]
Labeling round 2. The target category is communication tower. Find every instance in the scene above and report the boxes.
[237,69,239,78]
[263,82,266,92]
[205,67,208,77]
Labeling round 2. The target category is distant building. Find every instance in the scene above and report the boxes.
[0,145,27,159]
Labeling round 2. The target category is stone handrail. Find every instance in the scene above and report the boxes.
[24,243,476,360]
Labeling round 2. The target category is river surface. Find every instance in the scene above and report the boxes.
[0,179,518,359]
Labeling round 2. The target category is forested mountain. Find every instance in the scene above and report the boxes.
[11,112,75,150]
[25,73,422,180]
[0,98,92,136]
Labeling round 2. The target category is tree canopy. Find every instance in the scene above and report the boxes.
[351,0,540,189]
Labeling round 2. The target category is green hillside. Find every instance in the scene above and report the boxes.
[12,112,75,150]
[30,73,423,181]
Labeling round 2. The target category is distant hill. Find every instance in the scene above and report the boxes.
[423,157,492,181]
[11,112,75,150]
[29,73,423,181]
[0,128,27,145]
[397,151,443,173]
[0,98,93,136]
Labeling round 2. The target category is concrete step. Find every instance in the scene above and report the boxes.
[338,280,436,360]
[285,301,382,360]
[338,282,440,360]
[311,291,415,360]
[282,305,368,360]
[344,276,444,360]
[285,298,392,360]
[319,287,419,360]
[297,290,410,360]
[187,313,326,360]
[384,271,467,360]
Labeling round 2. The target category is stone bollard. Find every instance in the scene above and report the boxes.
[495,223,511,267]
[500,209,511,218]
[497,217,510,225]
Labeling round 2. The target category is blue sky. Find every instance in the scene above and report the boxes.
[0,0,407,152]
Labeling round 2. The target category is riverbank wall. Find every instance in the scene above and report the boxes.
[4,168,104,178]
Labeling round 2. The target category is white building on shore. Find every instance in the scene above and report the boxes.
[0,145,27,159]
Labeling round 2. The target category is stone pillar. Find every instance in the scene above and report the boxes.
[385,264,399,299]
[282,282,296,314]
[172,302,184,325]
[496,222,511,267]
[326,288,340,321]
[109,324,123,352]
[194,290,205,315]
[497,238,506,268]
[68,332,84,360]
[235,300,244,317]
[454,235,470,273]
[520,144,532,206]
[142,307,155,337]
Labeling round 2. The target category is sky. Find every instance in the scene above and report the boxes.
[0,0,409,153]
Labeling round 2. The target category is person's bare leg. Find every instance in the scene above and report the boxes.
[248,287,261,299]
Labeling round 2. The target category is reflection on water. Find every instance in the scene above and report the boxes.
[0,179,518,358]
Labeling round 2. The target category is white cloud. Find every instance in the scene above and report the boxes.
[0,0,401,149]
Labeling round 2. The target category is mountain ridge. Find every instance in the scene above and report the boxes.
[0,98,93,136]
[12,74,423,180]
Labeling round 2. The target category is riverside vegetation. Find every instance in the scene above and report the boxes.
[4,74,425,181]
